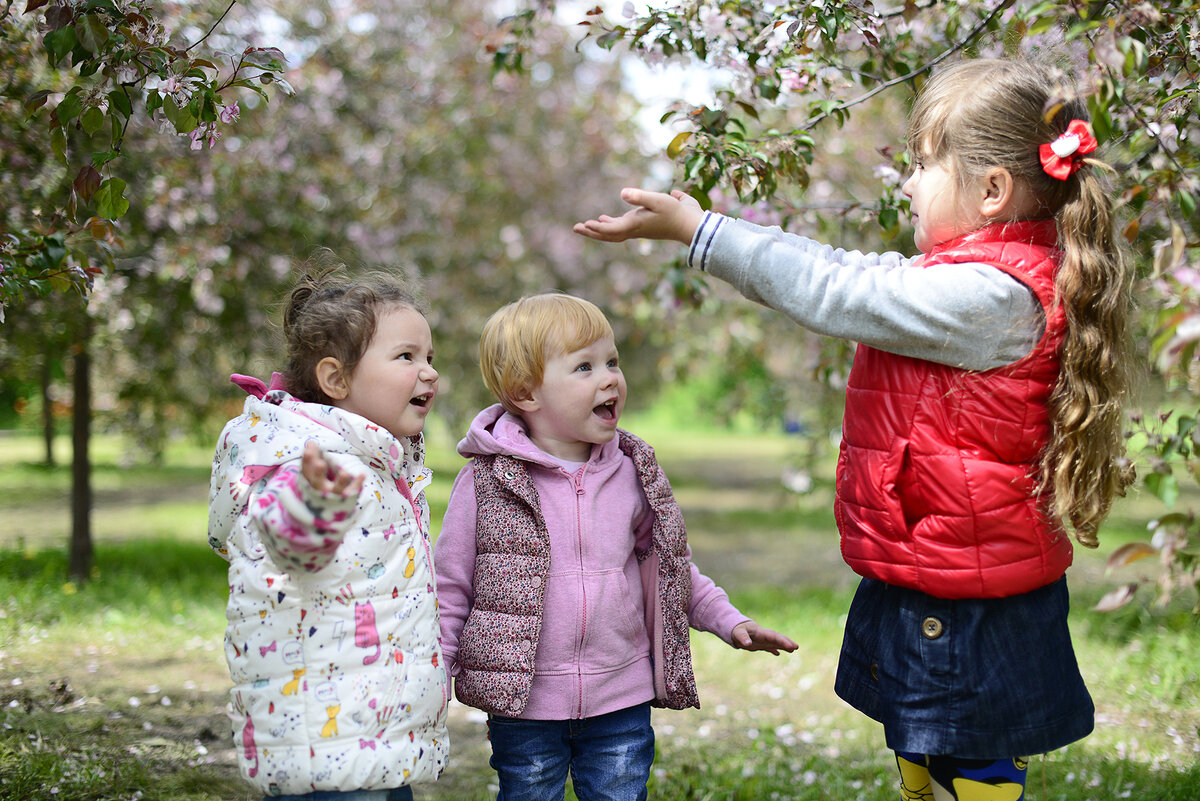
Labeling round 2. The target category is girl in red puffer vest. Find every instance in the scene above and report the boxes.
[576,57,1132,801]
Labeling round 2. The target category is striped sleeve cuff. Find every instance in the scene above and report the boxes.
[687,211,725,272]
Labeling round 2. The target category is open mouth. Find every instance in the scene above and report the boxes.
[410,393,433,408]
[593,399,618,422]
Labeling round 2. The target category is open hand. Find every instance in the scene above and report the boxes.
[301,441,365,497]
[731,620,799,656]
[573,188,704,245]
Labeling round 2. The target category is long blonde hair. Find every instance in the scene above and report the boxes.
[908,58,1133,547]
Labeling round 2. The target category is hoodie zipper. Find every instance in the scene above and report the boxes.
[571,464,587,719]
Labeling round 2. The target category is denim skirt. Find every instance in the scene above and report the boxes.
[834,575,1094,759]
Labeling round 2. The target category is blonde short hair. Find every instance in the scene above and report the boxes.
[479,294,614,415]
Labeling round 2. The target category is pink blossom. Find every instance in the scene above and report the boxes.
[780,68,810,92]
[219,101,240,125]
[163,75,181,95]
[1172,266,1200,293]
[188,123,221,150]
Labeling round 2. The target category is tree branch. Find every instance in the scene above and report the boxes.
[797,0,1016,133]
[877,0,942,20]
[185,0,237,53]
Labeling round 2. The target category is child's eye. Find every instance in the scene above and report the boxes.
[397,352,413,361]
[574,362,592,372]
[607,358,619,369]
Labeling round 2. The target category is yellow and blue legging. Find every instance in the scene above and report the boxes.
[896,751,1028,801]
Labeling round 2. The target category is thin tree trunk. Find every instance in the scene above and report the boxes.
[40,357,55,467]
[68,320,93,584]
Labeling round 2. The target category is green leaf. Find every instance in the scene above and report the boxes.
[667,132,692,159]
[877,207,899,240]
[107,89,132,119]
[163,96,196,134]
[94,177,129,219]
[145,90,163,117]
[81,107,105,135]
[55,91,83,124]
[50,126,67,164]
[44,26,78,65]
[1179,189,1197,218]
[1144,472,1179,507]
[76,13,110,53]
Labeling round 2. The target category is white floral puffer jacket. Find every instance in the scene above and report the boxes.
[207,374,448,796]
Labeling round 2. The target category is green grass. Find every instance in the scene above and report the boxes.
[0,420,1198,800]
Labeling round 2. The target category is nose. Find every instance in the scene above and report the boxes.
[421,361,438,382]
[599,367,619,389]
[901,171,916,198]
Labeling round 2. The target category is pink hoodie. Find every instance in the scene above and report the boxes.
[435,404,749,720]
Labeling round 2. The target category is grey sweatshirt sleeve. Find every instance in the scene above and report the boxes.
[689,212,1045,371]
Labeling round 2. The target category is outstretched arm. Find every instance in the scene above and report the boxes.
[731,620,799,656]
[301,440,365,496]
[573,188,704,245]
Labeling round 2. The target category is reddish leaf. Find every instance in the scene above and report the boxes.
[85,218,117,246]
[25,0,50,13]
[1106,542,1158,570]
[73,165,101,201]
[24,89,51,116]
[1093,583,1139,612]
[44,3,73,30]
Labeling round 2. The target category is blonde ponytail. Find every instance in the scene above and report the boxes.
[1045,170,1134,546]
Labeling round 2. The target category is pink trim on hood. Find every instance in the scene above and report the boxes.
[230,372,289,399]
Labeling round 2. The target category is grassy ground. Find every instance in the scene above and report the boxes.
[0,419,1198,800]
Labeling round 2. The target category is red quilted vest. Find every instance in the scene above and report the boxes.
[835,220,1072,599]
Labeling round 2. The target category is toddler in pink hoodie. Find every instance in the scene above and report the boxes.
[434,293,796,801]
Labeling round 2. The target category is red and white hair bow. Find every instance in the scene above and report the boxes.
[1039,119,1098,180]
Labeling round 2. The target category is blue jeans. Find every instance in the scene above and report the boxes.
[488,702,655,801]
[267,789,414,801]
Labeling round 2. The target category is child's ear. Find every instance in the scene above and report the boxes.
[979,166,1016,219]
[315,357,350,401]
[512,385,540,413]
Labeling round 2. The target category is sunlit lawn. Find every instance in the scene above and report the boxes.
[0,417,1197,800]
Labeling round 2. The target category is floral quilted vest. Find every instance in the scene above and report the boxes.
[452,429,700,715]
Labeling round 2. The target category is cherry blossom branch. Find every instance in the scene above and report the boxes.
[185,0,236,53]
[798,0,1016,132]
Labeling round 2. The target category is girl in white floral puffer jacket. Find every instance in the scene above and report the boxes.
[208,259,448,800]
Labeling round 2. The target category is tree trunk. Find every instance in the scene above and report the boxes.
[40,357,55,467]
[68,320,93,584]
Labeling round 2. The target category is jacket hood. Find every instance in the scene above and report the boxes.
[208,373,431,550]
[457,403,623,469]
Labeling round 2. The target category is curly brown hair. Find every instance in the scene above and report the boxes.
[907,58,1134,547]
[283,249,427,405]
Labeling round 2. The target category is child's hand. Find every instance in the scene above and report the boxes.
[731,620,799,656]
[573,188,704,246]
[301,441,365,497]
